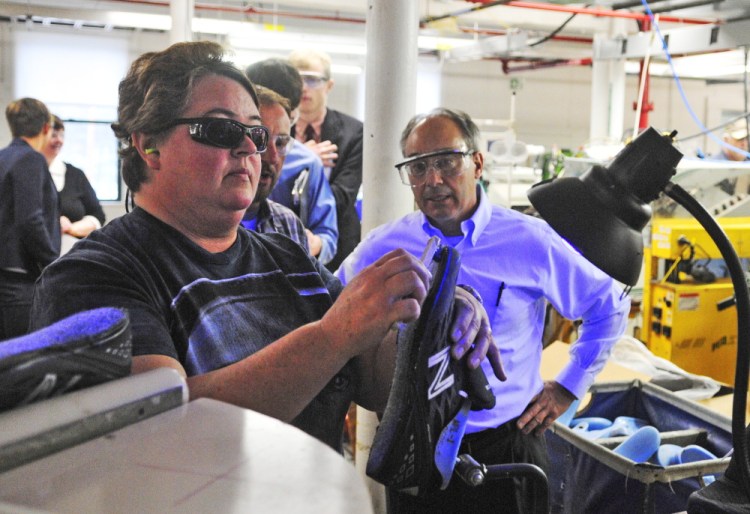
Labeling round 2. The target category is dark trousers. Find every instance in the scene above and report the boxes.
[387,418,550,514]
[0,270,35,340]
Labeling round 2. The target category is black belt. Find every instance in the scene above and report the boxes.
[461,417,520,452]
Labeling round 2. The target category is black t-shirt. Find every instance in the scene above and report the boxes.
[31,207,354,450]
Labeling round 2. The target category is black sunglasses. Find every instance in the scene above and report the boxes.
[171,117,269,152]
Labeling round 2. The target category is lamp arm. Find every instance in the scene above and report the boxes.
[664,182,750,492]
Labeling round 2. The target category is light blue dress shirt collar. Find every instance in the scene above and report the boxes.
[418,183,489,247]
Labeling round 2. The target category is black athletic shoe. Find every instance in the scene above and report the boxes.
[0,308,132,412]
[366,245,493,495]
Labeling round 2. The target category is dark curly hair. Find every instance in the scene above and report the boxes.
[112,41,258,192]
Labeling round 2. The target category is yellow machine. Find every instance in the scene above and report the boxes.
[643,217,750,385]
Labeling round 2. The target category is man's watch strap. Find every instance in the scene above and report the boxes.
[457,284,483,304]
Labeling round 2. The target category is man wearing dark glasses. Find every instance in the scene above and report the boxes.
[30,43,503,458]
[336,108,630,513]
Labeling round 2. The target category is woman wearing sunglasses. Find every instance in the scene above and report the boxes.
[30,41,503,452]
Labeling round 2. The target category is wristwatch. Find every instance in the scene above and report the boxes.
[457,284,483,305]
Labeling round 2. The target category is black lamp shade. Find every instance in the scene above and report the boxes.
[527,172,647,286]
[527,127,683,286]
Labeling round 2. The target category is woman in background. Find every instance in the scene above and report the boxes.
[42,115,105,250]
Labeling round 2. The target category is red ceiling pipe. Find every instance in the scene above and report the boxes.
[466,0,717,25]
[107,0,715,26]
[500,57,593,73]
[458,25,593,44]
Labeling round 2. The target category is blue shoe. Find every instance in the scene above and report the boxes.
[681,444,719,464]
[682,445,720,484]
[656,443,719,483]
[0,308,131,412]
[556,398,581,427]
[578,416,648,440]
[571,416,613,433]
[612,426,661,463]
[656,444,684,466]
[608,416,648,437]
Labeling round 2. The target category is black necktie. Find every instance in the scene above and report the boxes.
[304,124,318,144]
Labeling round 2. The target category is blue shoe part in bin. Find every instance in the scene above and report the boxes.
[612,426,661,463]
[570,417,612,432]
[681,445,718,464]
[656,444,684,466]
[682,445,719,484]
[574,416,649,440]
[656,444,719,466]
[556,398,580,428]
[655,443,719,484]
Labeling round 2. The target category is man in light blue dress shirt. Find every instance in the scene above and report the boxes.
[336,108,630,513]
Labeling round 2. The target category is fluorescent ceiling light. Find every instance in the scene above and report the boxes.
[444,32,529,62]
[234,50,363,74]
[105,11,261,36]
[106,12,170,31]
[417,35,476,51]
[229,31,366,56]
[193,18,257,35]
[670,50,750,78]
[625,49,750,79]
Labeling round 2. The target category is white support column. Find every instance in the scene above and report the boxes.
[362,0,419,231]
[609,18,627,142]
[170,0,194,45]
[358,1,419,512]
[609,57,626,141]
[590,43,607,142]
[590,19,627,143]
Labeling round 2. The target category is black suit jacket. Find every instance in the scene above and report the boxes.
[319,108,363,271]
[0,138,61,277]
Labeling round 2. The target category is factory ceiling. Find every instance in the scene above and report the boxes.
[2,1,750,79]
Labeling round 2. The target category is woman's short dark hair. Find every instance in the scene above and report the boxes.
[112,41,258,192]
[51,115,64,131]
[400,108,481,154]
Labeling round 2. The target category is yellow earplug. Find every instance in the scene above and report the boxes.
[144,148,159,155]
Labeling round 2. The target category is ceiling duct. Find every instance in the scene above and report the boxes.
[444,31,528,61]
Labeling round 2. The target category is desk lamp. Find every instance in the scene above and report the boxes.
[528,127,750,512]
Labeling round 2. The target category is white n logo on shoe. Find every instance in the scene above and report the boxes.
[427,347,455,400]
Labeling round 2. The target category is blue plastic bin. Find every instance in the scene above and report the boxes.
[547,380,732,514]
